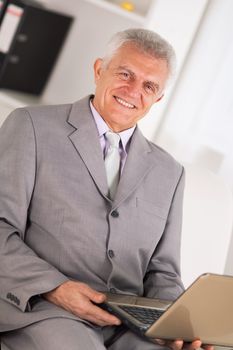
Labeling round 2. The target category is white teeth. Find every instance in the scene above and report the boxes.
[115,96,135,109]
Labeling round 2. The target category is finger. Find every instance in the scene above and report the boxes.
[91,292,107,304]
[90,305,121,325]
[86,309,121,326]
[153,339,184,350]
[202,345,214,350]
[77,282,106,304]
[82,313,119,327]
[154,339,166,346]
[167,339,184,350]
[80,301,121,326]
[186,340,202,350]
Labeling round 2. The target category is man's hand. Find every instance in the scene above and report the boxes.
[154,338,214,350]
[43,280,121,327]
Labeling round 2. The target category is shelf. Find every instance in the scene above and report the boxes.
[104,0,153,17]
[0,89,41,108]
[0,89,43,125]
[0,0,155,113]
[84,0,150,23]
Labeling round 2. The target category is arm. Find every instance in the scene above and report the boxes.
[0,109,69,312]
[0,109,120,326]
[43,280,120,326]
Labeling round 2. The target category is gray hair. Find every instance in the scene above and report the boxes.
[102,28,176,80]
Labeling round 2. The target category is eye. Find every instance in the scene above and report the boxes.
[144,83,155,94]
[118,71,130,80]
[144,82,159,95]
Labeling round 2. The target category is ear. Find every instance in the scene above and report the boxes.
[93,58,103,83]
[155,93,164,103]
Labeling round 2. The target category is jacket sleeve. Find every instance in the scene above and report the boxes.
[143,166,185,301]
[0,109,69,312]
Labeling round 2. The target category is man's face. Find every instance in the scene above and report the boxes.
[92,43,169,132]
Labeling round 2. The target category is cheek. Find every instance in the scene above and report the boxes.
[108,79,129,92]
[141,98,154,110]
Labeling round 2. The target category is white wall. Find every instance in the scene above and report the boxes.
[150,0,233,279]
[138,0,208,139]
[154,0,233,191]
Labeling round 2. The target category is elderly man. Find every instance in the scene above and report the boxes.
[0,28,212,350]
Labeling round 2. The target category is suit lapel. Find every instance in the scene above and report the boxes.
[66,96,155,205]
[113,127,154,208]
[67,96,109,198]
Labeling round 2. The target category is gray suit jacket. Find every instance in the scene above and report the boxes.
[0,95,184,332]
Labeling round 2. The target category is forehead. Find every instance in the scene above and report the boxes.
[107,43,169,79]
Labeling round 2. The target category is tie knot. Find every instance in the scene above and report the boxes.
[105,131,120,148]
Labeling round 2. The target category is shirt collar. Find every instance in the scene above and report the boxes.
[90,100,135,152]
[90,100,109,137]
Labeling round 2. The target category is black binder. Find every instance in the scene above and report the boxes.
[0,0,73,94]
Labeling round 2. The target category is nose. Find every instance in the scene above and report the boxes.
[126,80,142,98]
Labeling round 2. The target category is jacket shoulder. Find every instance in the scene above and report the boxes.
[147,138,184,177]
[23,103,73,121]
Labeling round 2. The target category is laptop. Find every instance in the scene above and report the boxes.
[99,273,233,347]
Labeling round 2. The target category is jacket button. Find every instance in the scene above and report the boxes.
[108,249,115,258]
[111,210,119,218]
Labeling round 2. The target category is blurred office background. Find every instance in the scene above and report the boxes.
[0,0,232,288]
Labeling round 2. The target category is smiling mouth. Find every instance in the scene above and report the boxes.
[114,96,136,109]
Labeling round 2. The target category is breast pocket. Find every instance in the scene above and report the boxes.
[132,198,168,250]
[136,198,168,219]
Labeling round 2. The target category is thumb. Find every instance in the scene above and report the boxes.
[91,291,106,304]
[84,286,106,304]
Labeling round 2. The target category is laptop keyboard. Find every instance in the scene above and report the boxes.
[118,305,164,325]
